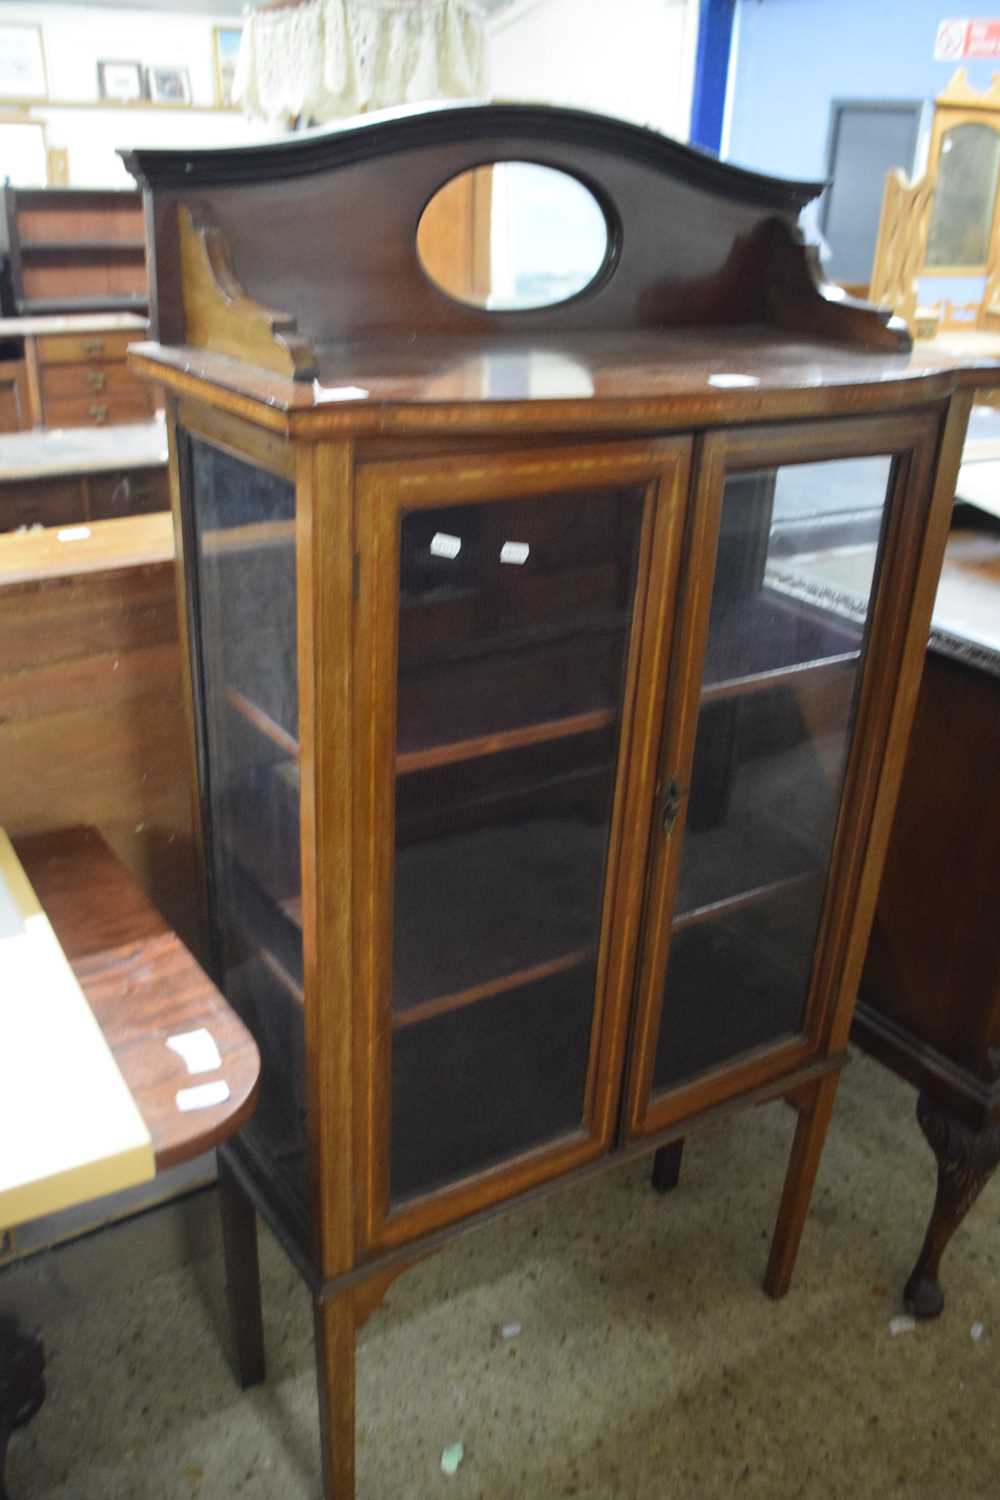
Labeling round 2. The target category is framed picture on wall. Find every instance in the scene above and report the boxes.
[213,26,243,108]
[0,24,48,101]
[98,60,145,103]
[147,65,191,106]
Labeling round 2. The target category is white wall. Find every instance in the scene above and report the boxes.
[488,0,698,141]
[0,3,262,187]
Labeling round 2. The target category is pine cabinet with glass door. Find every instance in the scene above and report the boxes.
[124,103,991,1498]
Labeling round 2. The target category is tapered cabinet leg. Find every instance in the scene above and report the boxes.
[903,1093,1000,1320]
[651,1138,685,1193]
[217,1150,266,1389]
[764,1072,840,1300]
[314,1289,357,1500]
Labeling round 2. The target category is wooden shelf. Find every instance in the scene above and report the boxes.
[701,650,859,705]
[21,240,146,253]
[654,881,822,1091]
[0,96,239,114]
[227,684,617,777]
[280,813,608,1019]
[701,592,860,699]
[227,688,298,758]
[17,295,148,314]
[396,707,615,775]
[673,871,823,934]
[393,947,594,1029]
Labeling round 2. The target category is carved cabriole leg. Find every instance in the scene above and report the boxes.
[314,1289,357,1500]
[0,1316,45,1500]
[904,1092,1000,1320]
[651,1138,685,1193]
[217,1150,265,1389]
[764,1071,840,1300]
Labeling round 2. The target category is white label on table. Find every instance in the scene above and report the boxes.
[167,1028,222,1075]
[176,1080,231,1113]
[430,532,462,559]
[500,541,530,565]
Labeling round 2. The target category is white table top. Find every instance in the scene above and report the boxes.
[0,312,148,338]
[0,416,168,480]
[0,830,154,1231]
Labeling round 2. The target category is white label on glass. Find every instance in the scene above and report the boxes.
[430,532,462,559]
[500,541,530,565]
[176,1080,230,1112]
[167,1028,222,1075]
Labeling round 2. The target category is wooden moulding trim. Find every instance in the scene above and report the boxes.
[764,219,913,353]
[852,1003,1000,1126]
[126,349,987,441]
[122,101,823,214]
[178,205,318,382]
[936,66,1000,111]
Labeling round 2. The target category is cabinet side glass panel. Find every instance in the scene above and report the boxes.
[389,486,644,1204]
[653,456,892,1093]
[185,434,307,1219]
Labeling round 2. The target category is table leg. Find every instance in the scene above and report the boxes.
[218,1150,266,1388]
[904,1092,1000,1320]
[0,1316,45,1500]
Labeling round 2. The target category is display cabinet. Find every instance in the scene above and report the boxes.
[122,103,989,1497]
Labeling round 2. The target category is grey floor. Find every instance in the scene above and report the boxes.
[5,1051,999,1500]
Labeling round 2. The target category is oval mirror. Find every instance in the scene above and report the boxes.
[417,161,610,311]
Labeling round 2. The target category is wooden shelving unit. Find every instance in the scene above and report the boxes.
[2,185,148,316]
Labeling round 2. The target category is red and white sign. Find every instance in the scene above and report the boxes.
[935,18,1000,60]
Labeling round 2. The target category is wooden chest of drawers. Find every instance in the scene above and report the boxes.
[0,419,169,532]
[0,314,157,430]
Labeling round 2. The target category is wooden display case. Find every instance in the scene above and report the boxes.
[122,103,991,1497]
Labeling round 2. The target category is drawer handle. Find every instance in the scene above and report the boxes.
[84,372,106,391]
[89,403,109,423]
[82,339,105,357]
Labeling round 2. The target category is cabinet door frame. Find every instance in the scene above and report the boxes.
[624,407,949,1141]
[352,437,692,1252]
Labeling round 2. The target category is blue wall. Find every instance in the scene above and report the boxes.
[727,0,999,182]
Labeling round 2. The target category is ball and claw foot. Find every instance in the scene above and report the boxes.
[0,1315,46,1500]
[902,1092,1000,1322]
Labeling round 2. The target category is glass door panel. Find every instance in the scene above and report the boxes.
[185,435,307,1227]
[650,454,893,1096]
[388,484,644,1206]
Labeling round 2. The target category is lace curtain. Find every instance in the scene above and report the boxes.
[234,0,489,128]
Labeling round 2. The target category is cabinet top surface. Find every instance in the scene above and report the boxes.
[0,313,149,338]
[131,326,998,435]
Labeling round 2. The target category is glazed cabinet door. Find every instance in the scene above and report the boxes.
[175,423,309,1243]
[625,413,943,1138]
[355,440,692,1248]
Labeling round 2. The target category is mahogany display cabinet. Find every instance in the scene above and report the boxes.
[122,104,990,1497]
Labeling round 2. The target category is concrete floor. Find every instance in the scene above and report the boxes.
[4,1052,999,1500]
